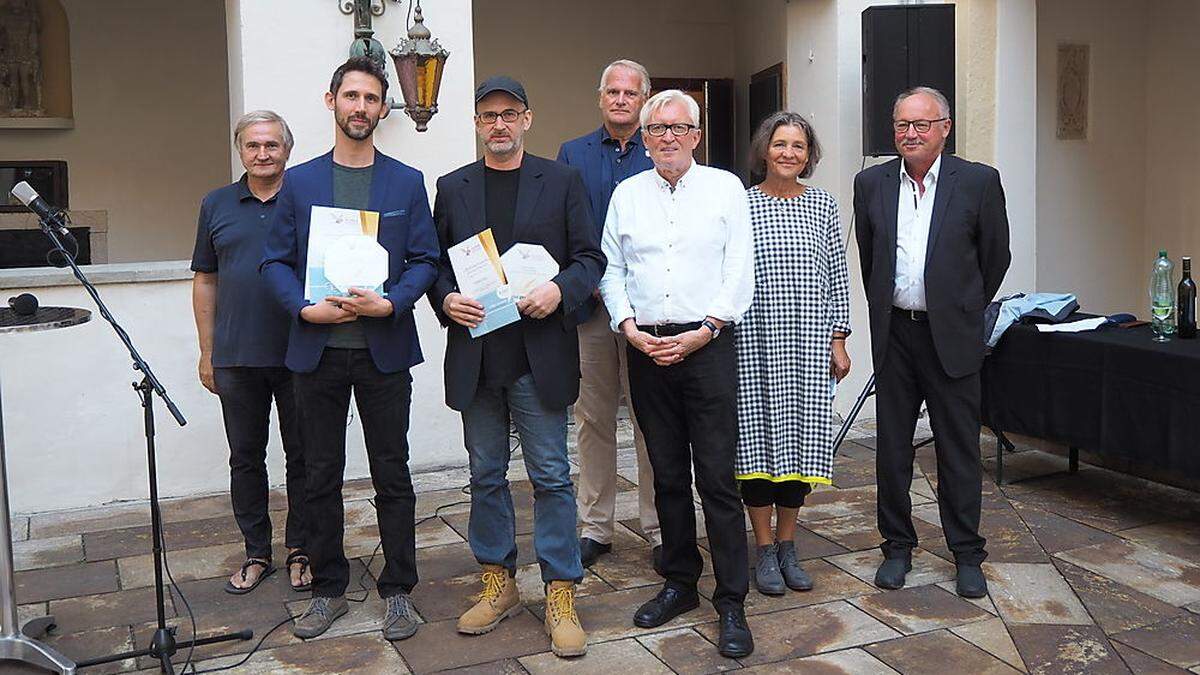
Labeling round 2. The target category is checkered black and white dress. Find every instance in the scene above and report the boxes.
[735,186,851,486]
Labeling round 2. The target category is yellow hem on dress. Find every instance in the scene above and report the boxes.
[735,472,832,486]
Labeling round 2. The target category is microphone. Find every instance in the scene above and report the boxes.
[8,293,39,316]
[10,181,71,237]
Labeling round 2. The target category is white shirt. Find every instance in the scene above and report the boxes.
[599,162,755,332]
[893,155,941,311]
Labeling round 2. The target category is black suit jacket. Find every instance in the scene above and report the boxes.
[428,153,605,411]
[853,154,1011,378]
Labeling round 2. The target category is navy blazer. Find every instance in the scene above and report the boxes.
[261,149,439,374]
[556,126,653,323]
[853,154,1011,378]
[428,154,605,411]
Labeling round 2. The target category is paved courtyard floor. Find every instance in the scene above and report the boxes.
[7,421,1200,673]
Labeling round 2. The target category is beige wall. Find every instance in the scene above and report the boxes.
[1144,0,1200,267]
[2,1,230,263]
[733,0,788,178]
[471,0,736,160]
[1036,0,1146,315]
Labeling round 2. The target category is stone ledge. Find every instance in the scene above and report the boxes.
[0,260,193,289]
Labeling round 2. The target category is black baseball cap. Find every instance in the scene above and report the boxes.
[474,75,529,107]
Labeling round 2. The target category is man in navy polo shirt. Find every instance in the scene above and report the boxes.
[192,110,311,595]
[556,60,659,570]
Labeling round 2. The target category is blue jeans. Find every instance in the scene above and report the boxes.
[462,374,583,583]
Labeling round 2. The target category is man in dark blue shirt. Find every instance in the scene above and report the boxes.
[556,60,660,570]
[191,110,310,595]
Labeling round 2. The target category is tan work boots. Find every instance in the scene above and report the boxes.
[544,580,587,657]
[457,564,522,634]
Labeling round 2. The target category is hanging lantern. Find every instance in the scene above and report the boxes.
[389,1,449,132]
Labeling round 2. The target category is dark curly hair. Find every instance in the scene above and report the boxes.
[329,56,389,100]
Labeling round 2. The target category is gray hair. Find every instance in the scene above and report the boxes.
[597,59,650,97]
[639,89,700,128]
[233,110,294,150]
[749,111,823,180]
[893,86,951,119]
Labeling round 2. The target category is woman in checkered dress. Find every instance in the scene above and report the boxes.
[736,112,852,595]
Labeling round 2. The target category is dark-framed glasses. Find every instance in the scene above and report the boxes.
[893,118,948,134]
[476,108,526,124]
[645,123,699,137]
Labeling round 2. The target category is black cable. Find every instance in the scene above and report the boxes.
[158,527,199,673]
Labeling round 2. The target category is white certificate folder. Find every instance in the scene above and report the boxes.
[305,206,385,301]
[448,229,521,338]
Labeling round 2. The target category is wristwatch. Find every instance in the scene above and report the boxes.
[701,319,721,339]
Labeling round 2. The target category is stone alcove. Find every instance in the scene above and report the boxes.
[1,0,72,128]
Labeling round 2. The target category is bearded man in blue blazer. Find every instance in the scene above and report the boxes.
[261,57,438,642]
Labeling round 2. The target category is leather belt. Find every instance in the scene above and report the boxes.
[892,306,929,322]
[636,321,704,337]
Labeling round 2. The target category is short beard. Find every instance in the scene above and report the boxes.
[338,115,377,141]
[484,137,520,157]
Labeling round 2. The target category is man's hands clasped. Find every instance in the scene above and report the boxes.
[300,287,394,324]
[621,318,718,367]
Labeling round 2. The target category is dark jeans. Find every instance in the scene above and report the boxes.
[213,366,305,559]
[293,348,417,598]
[626,327,749,612]
[875,311,988,565]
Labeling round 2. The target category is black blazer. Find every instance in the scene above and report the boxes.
[853,154,1011,378]
[428,154,605,411]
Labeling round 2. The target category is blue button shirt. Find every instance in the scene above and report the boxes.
[191,175,291,368]
[557,126,655,323]
[557,126,655,238]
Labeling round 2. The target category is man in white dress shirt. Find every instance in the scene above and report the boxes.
[599,89,755,659]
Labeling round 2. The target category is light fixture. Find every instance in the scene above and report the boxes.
[337,0,449,132]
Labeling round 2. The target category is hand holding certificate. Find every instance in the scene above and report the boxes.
[448,229,521,337]
[305,206,387,301]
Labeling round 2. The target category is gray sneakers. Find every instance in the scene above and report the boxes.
[383,592,420,641]
[753,543,786,596]
[293,595,349,639]
[777,541,813,591]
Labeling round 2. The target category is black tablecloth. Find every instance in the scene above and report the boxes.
[981,316,1200,479]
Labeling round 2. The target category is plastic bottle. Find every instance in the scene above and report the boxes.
[1150,250,1175,342]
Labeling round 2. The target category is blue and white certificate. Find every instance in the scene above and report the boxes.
[448,229,520,338]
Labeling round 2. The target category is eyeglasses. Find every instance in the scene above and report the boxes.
[645,123,699,137]
[476,108,527,124]
[893,118,948,134]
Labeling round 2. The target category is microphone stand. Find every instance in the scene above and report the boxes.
[31,219,251,673]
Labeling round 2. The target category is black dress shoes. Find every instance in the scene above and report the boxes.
[633,585,700,628]
[717,606,754,658]
[579,537,612,568]
[955,564,989,598]
[874,557,912,590]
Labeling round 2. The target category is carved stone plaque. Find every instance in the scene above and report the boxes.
[0,0,45,116]
[1057,44,1089,140]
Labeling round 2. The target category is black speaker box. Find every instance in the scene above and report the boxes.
[862,4,956,157]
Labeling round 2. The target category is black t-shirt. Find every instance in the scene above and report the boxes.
[480,165,531,387]
[326,162,373,349]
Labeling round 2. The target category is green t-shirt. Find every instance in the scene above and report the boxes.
[325,162,374,349]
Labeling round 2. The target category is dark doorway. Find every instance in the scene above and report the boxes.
[649,77,736,173]
[749,63,785,145]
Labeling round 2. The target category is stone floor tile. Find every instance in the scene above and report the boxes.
[740,647,899,674]
[338,476,376,502]
[414,487,473,521]
[17,601,47,629]
[1117,521,1200,561]
[83,513,250,561]
[411,464,473,493]
[701,558,878,616]
[984,562,1092,625]
[591,543,704,591]
[1010,501,1121,554]
[1053,559,1185,634]
[805,510,942,553]
[515,565,611,606]
[12,533,84,571]
[47,586,172,633]
[604,521,659,550]
[1111,613,1200,669]
[15,560,119,603]
[1188,602,1200,615]
[411,542,482,583]
[408,570,480,623]
[165,569,296,638]
[392,609,548,672]
[518,637,671,674]
[438,659,529,674]
[636,627,739,673]
[833,458,877,488]
[934,581,999,615]
[1111,642,1194,675]
[342,499,379,529]
[11,514,29,541]
[29,501,153,539]
[694,600,899,666]
[1000,474,1169,533]
[1054,539,1200,607]
[1007,624,1132,674]
[798,485,881,522]
[850,584,992,635]
[867,629,1022,674]
[825,548,957,588]
[39,624,136,675]
[118,541,259,590]
[836,440,878,461]
[130,616,295,671]
[183,632,410,674]
[157,493,238,524]
[950,617,1028,672]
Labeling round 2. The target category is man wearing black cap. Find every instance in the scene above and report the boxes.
[428,76,604,658]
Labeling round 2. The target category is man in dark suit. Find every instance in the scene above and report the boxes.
[428,76,604,658]
[262,57,439,641]
[853,86,1010,599]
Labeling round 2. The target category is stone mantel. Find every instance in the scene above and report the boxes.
[0,209,108,263]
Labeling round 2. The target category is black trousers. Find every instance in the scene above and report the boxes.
[875,311,987,565]
[293,348,417,598]
[626,328,749,611]
[213,366,306,559]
